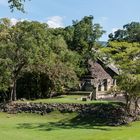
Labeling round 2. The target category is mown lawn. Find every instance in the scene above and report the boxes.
[0,112,140,140]
[16,95,112,104]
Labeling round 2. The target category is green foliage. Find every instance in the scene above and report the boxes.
[0,19,51,100]
[117,74,140,113]
[0,60,11,92]
[102,41,140,73]
[109,22,140,42]
[117,74,140,96]
[0,15,105,101]
[47,36,82,92]
[62,16,105,73]
[49,16,105,63]
[0,18,88,100]
[71,16,105,54]
[102,31,140,114]
[8,0,30,12]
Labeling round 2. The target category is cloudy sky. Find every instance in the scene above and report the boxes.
[0,0,140,41]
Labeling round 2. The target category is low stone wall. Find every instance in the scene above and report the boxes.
[0,102,136,126]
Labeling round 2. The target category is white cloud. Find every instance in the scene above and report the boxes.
[46,16,64,28]
[10,18,30,25]
[112,28,119,33]
[10,18,18,26]
[9,18,29,26]
[0,0,8,6]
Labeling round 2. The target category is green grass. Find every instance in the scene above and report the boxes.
[0,112,140,140]
[16,95,111,104]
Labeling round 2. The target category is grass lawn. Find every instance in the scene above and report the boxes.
[0,112,140,140]
[16,95,113,104]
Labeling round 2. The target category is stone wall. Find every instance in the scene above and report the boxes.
[0,102,136,126]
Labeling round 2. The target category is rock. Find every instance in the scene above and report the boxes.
[20,98,26,101]
[0,102,138,126]
[81,97,87,101]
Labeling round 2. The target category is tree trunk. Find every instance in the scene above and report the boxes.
[134,97,140,115]
[10,62,26,101]
[10,85,13,101]
[13,80,17,101]
[125,95,132,114]
[10,79,17,101]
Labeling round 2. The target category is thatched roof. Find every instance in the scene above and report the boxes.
[88,59,119,80]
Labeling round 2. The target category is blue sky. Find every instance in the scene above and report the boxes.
[0,0,140,41]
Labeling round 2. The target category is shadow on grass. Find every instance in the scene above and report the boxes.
[17,114,117,131]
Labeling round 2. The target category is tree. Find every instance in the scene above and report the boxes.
[8,0,30,12]
[109,22,140,42]
[0,16,105,101]
[101,41,140,114]
[102,41,140,73]
[48,16,105,76]
[47,35,83,93]
[0,18,84,101]
[0,19,50,101]
[62,16,105,74]
[72,16,105,53]
[117,74,140,114]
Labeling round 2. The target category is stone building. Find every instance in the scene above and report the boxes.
[80,59,119,99]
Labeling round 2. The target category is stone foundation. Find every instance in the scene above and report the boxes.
[0,102,137,126]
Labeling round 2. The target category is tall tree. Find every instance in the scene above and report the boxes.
[101,41,140,114]
[62,16,105,73]
[109,22,140,42]
[102,41,140,73]
[0,19,50,101]
[0,18,84,100]
[48,16,105,63]
[117,74,140,114]
[72,16,105,53]
[47,35,83,93]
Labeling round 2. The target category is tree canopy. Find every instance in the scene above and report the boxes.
[0,16,104,101]
[62,16,105,73]
[102,41,140,73]
[0,19,51,100]
[102,22,140,114]
[109,22,140,42]
[8,0,29,12]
